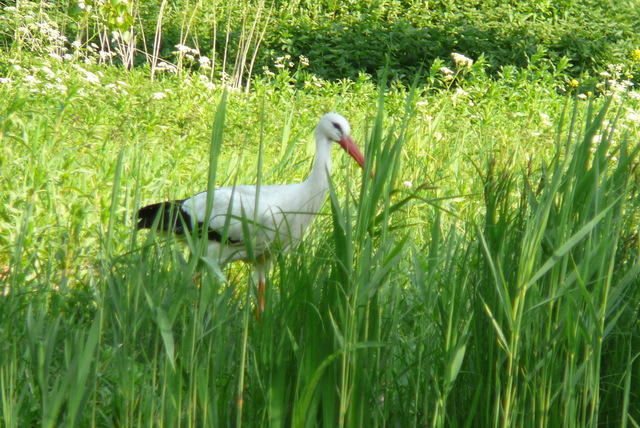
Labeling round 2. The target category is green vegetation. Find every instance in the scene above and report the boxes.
[1,0,639,84]
[1,0,640,426]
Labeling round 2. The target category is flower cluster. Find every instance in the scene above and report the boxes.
[72,64,102,85]
[596,63,636,99]
[451,52,473,68]
[304,75,325,89]
[197,74,216,91]
[433,53,474,86]
[439,66,454,80]
[155,61,178,74]
[174,43,199,58]
[261,54,316,89]
[3,2,68,58]
[198,56,211,69]
[626,108,640,125]
[170,43,212,72]
[274,54,294,70]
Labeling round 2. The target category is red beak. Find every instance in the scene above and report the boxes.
[338,136,365,170]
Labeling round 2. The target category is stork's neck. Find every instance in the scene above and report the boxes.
[305,136,332,192]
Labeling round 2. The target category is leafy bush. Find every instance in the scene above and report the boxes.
[267,0,640,82]
[2,0,638,85]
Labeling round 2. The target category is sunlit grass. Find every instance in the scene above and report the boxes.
[1,44,640,427]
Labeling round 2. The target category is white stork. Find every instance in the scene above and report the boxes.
[137,113,365,315]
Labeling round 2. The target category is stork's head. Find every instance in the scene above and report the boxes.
[316,113,365,169]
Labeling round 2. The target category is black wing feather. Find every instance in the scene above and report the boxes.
[137,200,234,243]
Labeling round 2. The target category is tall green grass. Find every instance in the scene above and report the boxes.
[1,53,639,426]
[472,98,640,427]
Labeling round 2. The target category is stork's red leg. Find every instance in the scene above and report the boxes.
[258,275,266,313]
[254,264,266,319]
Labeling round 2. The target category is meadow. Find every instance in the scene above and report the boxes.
[1,1,640,426]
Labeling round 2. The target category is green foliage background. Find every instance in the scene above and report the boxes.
[2,0,639,82]
[1,0,640,427]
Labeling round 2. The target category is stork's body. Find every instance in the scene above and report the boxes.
[137,113,364,315]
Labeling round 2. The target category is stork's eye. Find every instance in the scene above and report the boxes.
[332,122,343,136]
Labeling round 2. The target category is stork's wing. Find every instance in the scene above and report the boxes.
[180,185,279,246]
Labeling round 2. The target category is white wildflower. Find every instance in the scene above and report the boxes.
[156,61,178,74]
[439,66,454,77]
[0,77,12,84]
[455,87,468,97]
[607,64,623,74]
[299,55,309,66]
[262,66,275,77]
[608,80,626,94]
[628,91,640,101]
[403,180,413,189]
[175,43,199,55]
[198,55,211,68]
[23,75,39,85]
[274,63,285,69]
[626,108,640,124]
[39,66,55,79]
[151,92,166,100]
[85,71,100,84]
[73,65,100,84]
[451,52,473,68]
[540,113,552,128]
[577,93,587,100]
[53,83,67,94]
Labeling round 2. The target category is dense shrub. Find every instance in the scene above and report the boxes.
[1,0,638,83]
[266,0,639,81]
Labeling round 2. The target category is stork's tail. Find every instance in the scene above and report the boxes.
[137,200,190,235]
